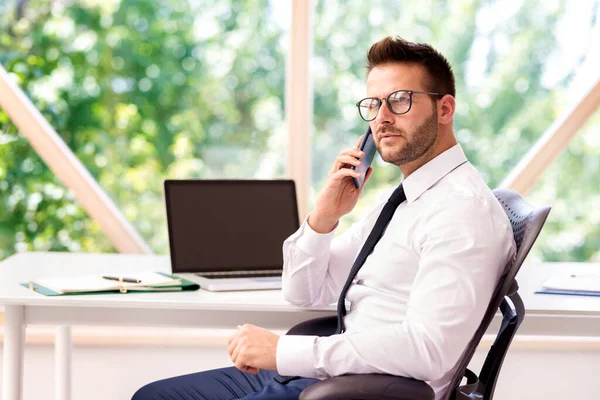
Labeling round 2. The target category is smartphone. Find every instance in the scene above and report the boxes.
[352,126,377,189]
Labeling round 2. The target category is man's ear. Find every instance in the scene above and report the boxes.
[438,95,455,125]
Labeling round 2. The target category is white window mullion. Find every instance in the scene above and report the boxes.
[286,0,314,220]
[501,78,600,194]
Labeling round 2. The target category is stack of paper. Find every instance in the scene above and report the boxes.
[538,273,600,296]
[24,272,199,295]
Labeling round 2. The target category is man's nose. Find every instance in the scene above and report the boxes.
[375,100,394,125]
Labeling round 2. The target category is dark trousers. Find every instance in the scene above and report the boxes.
[132,366,318,400]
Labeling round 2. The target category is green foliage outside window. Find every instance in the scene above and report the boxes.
[311,0,600,262]
[0,0,286,258]
[1,0,599,262]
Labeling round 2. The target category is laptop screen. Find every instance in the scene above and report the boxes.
[164,180,299,273]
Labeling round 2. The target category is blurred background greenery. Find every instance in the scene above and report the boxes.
[0,0,599,262]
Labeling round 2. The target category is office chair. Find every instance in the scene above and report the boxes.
[285,188,551,400]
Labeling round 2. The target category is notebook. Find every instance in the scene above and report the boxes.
[22,272,200,296]
[164,180,299,291]
[536,273,600,297]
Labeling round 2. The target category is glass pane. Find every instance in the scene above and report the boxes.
[0,117,115,259]
[312,0,600,262]
[527,110,600,262]
[0,0,288,259]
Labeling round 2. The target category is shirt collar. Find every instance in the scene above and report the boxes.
[402,144,468,204]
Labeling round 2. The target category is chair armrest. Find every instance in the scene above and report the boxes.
[289,318,434,399]
[299,374,435,400]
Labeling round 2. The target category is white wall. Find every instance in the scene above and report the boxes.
[1,337,600,400]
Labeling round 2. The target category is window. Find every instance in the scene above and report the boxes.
[311,0,600,261]
[0,0,288,258]
[2,0,599,262]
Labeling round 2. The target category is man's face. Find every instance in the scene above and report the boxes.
[366,63,439,167]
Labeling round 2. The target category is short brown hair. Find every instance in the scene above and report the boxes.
[366,36,456,98]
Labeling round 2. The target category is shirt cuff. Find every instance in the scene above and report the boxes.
[276,335,318,378]
[293,216,338,256]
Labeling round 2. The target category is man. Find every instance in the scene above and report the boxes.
[133,36,516,400]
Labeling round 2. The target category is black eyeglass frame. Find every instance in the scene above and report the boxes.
[355,90,445,121]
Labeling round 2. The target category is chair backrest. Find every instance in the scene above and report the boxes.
[447,188,551,400]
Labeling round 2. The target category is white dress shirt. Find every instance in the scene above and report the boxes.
[276,144,516,400]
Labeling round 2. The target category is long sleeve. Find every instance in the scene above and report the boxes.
[280,199,386,307]
[277,195,516,383]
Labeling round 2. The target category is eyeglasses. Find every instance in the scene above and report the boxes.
[356,90,444,121]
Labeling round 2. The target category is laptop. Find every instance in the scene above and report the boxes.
[164,179,299,291]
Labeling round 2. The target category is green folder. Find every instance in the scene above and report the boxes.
[21,272,200,296]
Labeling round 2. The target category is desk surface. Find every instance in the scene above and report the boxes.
[1,252,600,334]
[0,252,332,312]
[515,260,600,315]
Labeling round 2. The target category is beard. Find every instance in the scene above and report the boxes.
[375,109,438,166]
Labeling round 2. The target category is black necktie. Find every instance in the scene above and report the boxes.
[335,183,406,334]
[274,183,406,385]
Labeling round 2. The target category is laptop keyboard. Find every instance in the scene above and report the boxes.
[195,270,283,279]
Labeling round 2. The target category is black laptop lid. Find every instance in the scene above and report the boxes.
[164,180,299,273]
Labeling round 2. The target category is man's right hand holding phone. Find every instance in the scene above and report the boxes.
[308,136,373,234]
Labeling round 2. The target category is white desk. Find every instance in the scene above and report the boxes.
[2,252,600,400]
[0,252,335,400]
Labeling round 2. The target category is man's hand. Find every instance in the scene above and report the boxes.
[309,135,373,233]
[227,324,280,374]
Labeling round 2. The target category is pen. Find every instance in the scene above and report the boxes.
[102,276,141,284]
